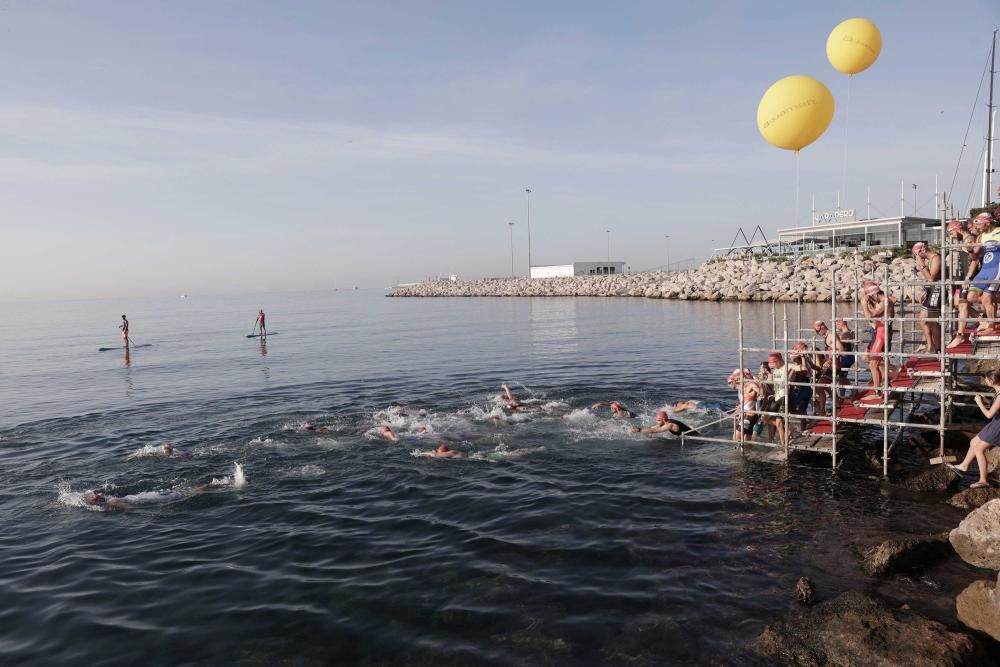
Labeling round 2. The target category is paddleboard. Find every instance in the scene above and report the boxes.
[245,332,279,338]
[98,344,152,351]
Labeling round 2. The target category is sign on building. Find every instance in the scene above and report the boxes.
[812,208,856,225]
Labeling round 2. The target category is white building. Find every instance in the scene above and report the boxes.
[530,261,626,279]
[775,215,941,255]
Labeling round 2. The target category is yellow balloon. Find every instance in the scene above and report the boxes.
[756,75,835,152]
[827,18,882,75]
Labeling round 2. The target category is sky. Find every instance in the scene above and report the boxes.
[0,0,998,302]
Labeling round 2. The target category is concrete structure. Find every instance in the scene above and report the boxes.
[776,215,941,256]
[530,261,625,279]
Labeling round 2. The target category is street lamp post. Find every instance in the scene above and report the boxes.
[507,222,515,277]
[606,229,611,262]
[664,235,671,272]
[525,188,532,278]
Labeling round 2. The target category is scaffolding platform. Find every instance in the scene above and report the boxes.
[680,254,996,476]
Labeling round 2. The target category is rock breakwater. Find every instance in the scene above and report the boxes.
[390,254,924,302]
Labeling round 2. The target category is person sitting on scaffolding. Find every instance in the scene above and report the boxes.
[727,368,761,443]
[911,241,943,354]
[861,281,895,398]
[964,211,1000,335]
[946,218,983,349]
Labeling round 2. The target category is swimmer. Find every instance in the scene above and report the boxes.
[82,487,186,511]
[500,383,521,404]
[629,411,692,436]
[426,443,466,459]
[591,400,637,418]
[669,400,702,413]
[380,425,399,442]
[301,423,331,434]
[126,442,190,460]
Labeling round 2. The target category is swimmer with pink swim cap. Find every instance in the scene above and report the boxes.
[423,443,465,459]
[629,410,691,436]
[380,425,399,442]
[591,400,636,419]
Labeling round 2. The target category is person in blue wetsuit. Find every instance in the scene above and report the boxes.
[966,212,1000,333]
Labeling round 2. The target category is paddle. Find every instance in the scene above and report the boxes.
[250,321,258,337]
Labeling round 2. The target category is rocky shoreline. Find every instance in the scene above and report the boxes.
[755,453,1000,665]
[389,253,924,302]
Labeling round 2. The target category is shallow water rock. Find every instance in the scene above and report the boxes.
[794,576,815,605]
[950,500,1000,570]
[757,591,990,666]
[901,465,962,492]
[956,575,1000,641]
[861,534,952,577]
[949,486,1000,510]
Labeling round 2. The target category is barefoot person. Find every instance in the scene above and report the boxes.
[255,309,267,336]
[727,368,761,442]
[966,212,1000,333]
[591,400,637,418]
[911,241,943,353]
[119,314,130,346]
[629,410,691,436]
[949,370,1000,489]
[946,219,983,348]
[861,281,895,393]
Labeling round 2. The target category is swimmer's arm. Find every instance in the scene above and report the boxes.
[591,402,607,410]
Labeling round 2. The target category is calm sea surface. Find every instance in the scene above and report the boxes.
[0,291,979,665]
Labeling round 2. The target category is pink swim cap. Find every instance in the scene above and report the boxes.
[437,444,450,453]
[911,242,927,256]
[793,341,808,352]
[862,281,881,296]
[946,219,965,234]
[656,410,668,421]
[812,320,827,333]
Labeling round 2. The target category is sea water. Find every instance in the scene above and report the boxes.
[0,290,979,665]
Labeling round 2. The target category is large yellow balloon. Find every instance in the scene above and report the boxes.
[827,18,882,75]
[756,75,835,152]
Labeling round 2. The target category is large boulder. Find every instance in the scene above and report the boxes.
[956,575,1000,641]
[757,591,990,666]
[901,465,962,492]
[950,499,1000,570]
[861,535,953,577]
[949,486,1000,510]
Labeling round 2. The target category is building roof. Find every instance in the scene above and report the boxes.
[777,215,939,235]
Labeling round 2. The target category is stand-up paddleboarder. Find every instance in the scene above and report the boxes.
[119,315,130,346]
[255,309,267,336]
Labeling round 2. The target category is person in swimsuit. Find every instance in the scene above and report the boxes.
[301,423,331,434]
[421,443,466,459]
[965,212,1000,333]
[125,442,191,460]
[591,400,637,418]
[861,280,895,393]
[82,488,185,511]
[119,314,129,345]
[947,218,983,348]
[727,368,761,442]
[256,309,267,336]
[787,342,819,415]
[911,241,943,353]
[948,369,1000,489]
[380,425,399,442]
[756,353,787,445]
[811,320,851,412]
[628,410,691,436]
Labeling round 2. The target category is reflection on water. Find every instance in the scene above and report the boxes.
[529,297,578,355]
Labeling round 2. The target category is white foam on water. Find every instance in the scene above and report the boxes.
[126,444,164,459]
[565,408,597,424]
[286,464,325,478]
[210,462,247,488]
[57,482,101,511]
[540,400,569,412]
[470,443,546,462]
